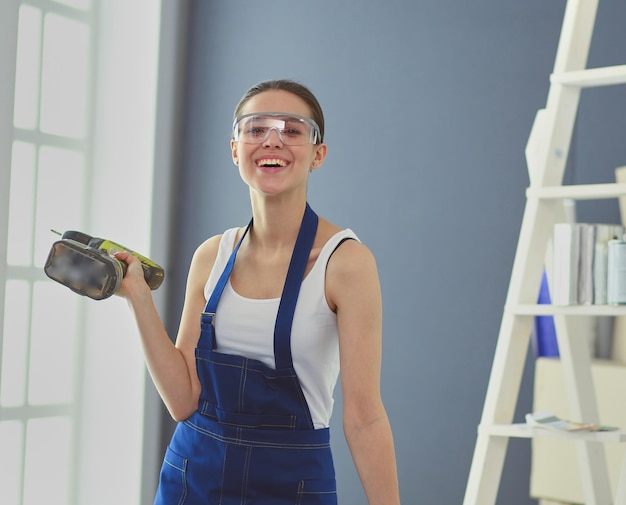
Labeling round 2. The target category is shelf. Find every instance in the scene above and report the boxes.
[551,64,626,88]
[506,304,626,316]
[526,182,626,200]
[480,423,626,443]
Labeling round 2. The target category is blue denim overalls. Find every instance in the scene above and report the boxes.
[155,204,337,505]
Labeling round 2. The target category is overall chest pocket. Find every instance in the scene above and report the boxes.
[195,348,314,430]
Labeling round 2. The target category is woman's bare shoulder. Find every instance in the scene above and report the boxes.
[186,233,227,288]
[193,233,223,261]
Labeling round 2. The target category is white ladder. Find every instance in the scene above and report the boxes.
[463,1,626,504]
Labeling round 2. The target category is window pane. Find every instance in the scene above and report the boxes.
[0,281,31,407]
[7,141,37,266]
[33,146,85,268]
[23,417,71,505]
[50,0,92,10]
[28,282,78,405]
[39,14,90,138]
[13,5,42,130]
[0,421,24,505]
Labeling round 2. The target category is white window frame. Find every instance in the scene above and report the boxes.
[0,0,180,503]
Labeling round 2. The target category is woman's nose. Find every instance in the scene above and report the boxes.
[263,127,284,147]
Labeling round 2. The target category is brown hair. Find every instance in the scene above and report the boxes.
[234,79,325,143]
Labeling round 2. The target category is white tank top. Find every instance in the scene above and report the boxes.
[204,227,359,429]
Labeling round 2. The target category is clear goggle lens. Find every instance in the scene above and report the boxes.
[233,112,321,146]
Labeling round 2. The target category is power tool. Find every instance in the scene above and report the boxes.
[44,230,164,300]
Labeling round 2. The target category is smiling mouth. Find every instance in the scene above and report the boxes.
[257,158,287,168]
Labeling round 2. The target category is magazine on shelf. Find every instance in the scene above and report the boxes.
[525,410,619,433]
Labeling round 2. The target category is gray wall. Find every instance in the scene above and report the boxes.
[158,1,626,503]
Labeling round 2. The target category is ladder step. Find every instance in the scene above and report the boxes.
[526,182,626,200]
[551,64,626,88]
[507,304,626,316]
[480,423,626,443]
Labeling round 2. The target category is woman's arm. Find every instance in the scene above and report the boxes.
[115,235,221,421]
[326,239,401,505]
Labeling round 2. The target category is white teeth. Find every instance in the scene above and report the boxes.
[258,159,286,167]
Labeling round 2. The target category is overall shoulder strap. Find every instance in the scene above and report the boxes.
[200,221,251,348]
[274,203,318,369]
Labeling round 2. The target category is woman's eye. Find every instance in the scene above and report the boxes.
[248,127,267,136]
[283,128,302,137]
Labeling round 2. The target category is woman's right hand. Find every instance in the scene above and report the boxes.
[113,250,152,301]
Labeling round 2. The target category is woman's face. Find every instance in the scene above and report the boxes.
[230,90,327,199]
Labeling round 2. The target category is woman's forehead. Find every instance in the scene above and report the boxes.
[241,90,311,117]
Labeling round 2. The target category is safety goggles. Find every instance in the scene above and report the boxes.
[232,112,321,146]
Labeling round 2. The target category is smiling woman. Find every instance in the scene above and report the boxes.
[112,79,401,505]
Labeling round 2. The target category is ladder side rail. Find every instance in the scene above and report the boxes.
[616,453,626,504]
[552,0,598,75]
[537,0,598,187]
[554,314,612,504]
[525,0,594,185]
[462,314,532,505]
[463,198,555,505]
[510,86,568,309]
[490,198,556,419]
[536,85,583,188]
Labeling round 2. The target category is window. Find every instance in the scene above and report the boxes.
[0,1,168,503]
[1,4,93,504]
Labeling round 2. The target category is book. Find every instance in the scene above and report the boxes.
[551,223,624,305]
[577,223,594,305]
[594,224,624,304]
[552,223,580,305]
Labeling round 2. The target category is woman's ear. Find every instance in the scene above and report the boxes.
[311,143,327,171]
[230,139,239,166]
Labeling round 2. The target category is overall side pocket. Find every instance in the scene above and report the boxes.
[154,446,188,505]
[295,479,337,505]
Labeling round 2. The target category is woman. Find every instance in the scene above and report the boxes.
[116,79,401,504]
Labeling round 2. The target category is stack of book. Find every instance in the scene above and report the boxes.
[552,223,625,305]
